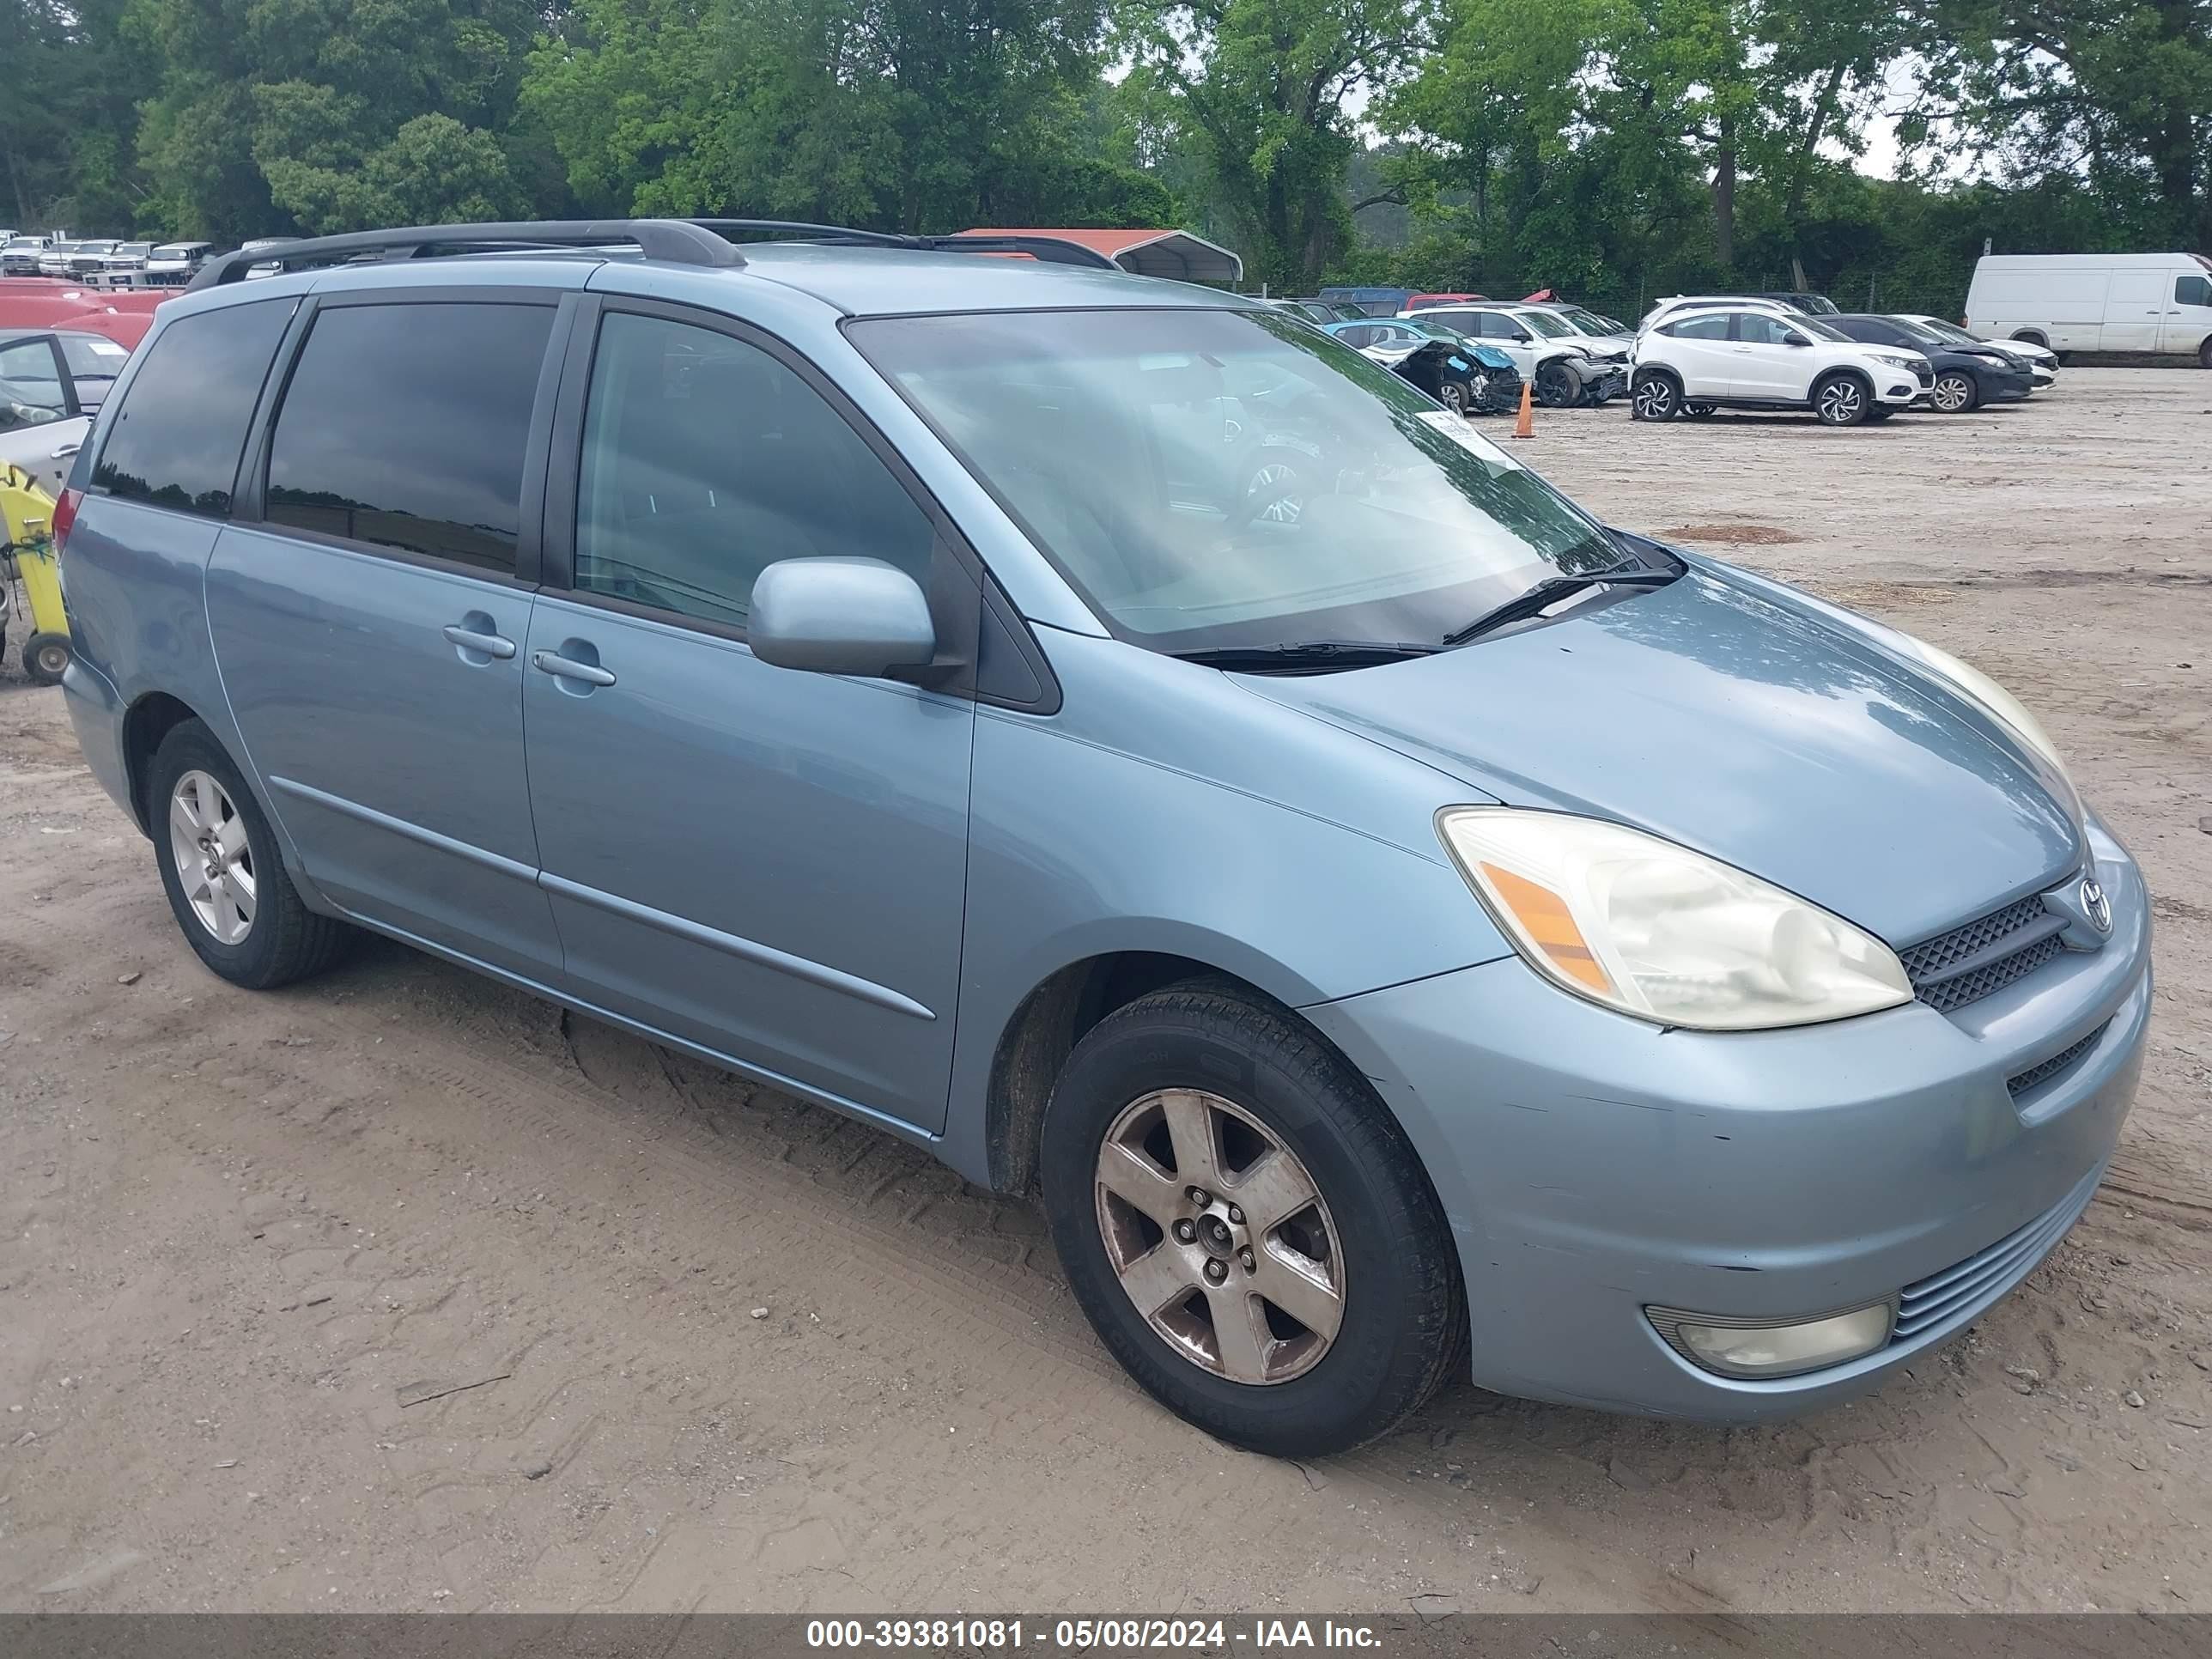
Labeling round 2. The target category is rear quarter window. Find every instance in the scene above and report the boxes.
[92,299,295,517]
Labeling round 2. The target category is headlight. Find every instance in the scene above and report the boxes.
[1868,350,1919,368]
[1881,631,2073,791]
[1437,808,1912,1030]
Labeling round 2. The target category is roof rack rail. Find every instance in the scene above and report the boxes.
[185,219,744,292]
[685,220,1120,270]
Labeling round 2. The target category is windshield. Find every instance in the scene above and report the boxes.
[1912,318,1978,346]
[1881,318,1946,346]
[1792,295,1839,314]
[1558,308,1613,336]
[1792,316,1856,343]
[851,307,1624,653]
[1520,311,1575,338]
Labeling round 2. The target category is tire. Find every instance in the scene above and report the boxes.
[2013,331,2049,353]
[1040,981,1465,1459]
[1534,360,1582,409]
[2198,337,2211,370]
[1631,372,1680,421]
[1865,408,1897,422]
[1440,380,1468,416]
[1685,401,1717,419]
[24,630,71,685]
[1930,370,1979,413]
[1812,372,1873,426]
[147,719,353,989]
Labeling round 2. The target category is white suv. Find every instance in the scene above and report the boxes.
[1631,306,1931,426]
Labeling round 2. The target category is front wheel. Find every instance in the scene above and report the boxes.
[1534,360,1582,409]
[1685,401,1717,419]
[1930,371,1979,412]
[1041,982,1464,1458]
[2198,337,2211,369]
[1813,373,1873,426]
[1631,373,1681,421]
[1440,380,1468,416]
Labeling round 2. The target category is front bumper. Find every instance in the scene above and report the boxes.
[1582,365,1629,402]
[1304,820,2150,1420]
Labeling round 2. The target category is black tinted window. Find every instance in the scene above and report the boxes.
[265,302,553,572]
[2178,274,2212,308]
[92,300,292,516]
[573,312,934,629]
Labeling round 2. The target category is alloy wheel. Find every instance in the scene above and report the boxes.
[1632,377,1677,420]
[1244,461,1304,526]
[1093,1088,1346,1385]
[1816,379,1863,424]
[167,769,257,945]
[1932,373,1973,412]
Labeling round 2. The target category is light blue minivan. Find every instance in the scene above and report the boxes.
[56,222,2149,1456]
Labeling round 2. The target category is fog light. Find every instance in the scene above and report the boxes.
[1647,1300,1895,1379]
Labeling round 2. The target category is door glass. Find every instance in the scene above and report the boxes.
[1735,314,1794,346]
[264,302,552,572]
[572,312,936,629]
[91,299,294,516]
[0,338,64,420]
[1668,314,1732,340]
[2178,275,2212,308]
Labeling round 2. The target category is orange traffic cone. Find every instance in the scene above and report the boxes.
[1511,379,1534,439]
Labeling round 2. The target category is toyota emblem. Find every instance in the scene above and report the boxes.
[2080,877,2112,934]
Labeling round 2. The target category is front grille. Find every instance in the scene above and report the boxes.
[2007,1023,2106,1099]
[1894,1166,2100,1340]
[1911,362,1935,386]
[1899,893,2069,1014]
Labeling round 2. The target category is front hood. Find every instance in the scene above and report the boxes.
[1243,566,2081,945]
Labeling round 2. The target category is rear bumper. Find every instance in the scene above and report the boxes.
[1305,817,2150,1420]
[61,650,137,828]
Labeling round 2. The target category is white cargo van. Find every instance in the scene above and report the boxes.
[1965,252,2212,366]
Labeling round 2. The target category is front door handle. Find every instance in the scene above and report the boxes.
[532,649,616,688]
[51,441,81,459]
[443,623,516,659]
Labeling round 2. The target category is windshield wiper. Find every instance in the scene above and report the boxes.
[1441,562,1678,647]
[1170,640,1438,672]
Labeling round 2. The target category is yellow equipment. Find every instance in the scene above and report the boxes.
[2,461,71,685]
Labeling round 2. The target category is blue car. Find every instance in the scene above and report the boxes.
[54,221,2148,1457]
[1322,318,1523,414]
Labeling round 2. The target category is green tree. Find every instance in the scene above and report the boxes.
[1905,1,2212,248]
[1117,0,1429,289]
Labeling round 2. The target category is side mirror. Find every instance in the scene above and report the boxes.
[749,556,938,678]
[1783,332,1810,347]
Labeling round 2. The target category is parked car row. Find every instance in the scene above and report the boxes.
[1628,294,2061,427]
[2,234,219,287]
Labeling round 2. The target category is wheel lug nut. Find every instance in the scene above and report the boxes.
[1239,1248,1255,1271]
[1203,1260,1227,1284]
[1227,1205,1243,1225]
[1173,1219,1196,1243]
[1188,1188,1210,1207]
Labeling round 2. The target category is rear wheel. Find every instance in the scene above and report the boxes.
[1930,370,1979,413]
[1813,372,1873,426]
[1041,982,1464,1458]
[1631,372,1681,421]
[24,630,70,685]
[148,720,354,989]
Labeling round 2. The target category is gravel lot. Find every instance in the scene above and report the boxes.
[2,368,2207,1613]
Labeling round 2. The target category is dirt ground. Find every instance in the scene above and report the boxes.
[2,368,2207,1614]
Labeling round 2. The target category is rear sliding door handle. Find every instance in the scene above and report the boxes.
[442,623,516,659]
[532,649,616,687]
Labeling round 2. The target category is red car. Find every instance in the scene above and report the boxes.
[0,277,163,350]
[1404,291,1488,311]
